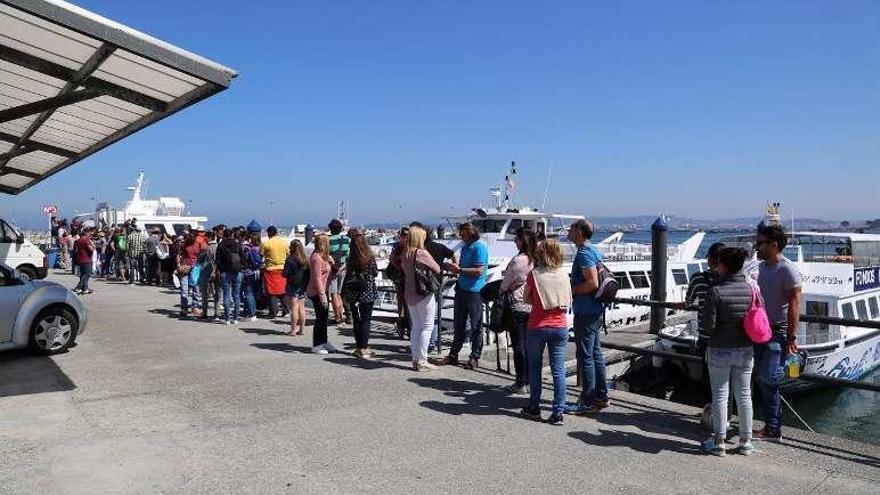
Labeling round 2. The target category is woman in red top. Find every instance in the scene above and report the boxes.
[521,239,572,426]
[73,227,95,294]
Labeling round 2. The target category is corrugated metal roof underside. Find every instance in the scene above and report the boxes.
[0,0,236,194]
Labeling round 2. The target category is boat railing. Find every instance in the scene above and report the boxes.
[611,297,880,392]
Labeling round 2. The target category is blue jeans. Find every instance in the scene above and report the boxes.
[754,333,788,433]
[242,273,258,317]
[127,254,142,283]
[75,262,92,292]
[223,271,243,322]
[574,312,608,405]
[179,273,201,314]
[707,347,754,442]
[527,327,569,415]
[449,290,484,360]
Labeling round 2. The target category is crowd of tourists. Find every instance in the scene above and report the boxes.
[52,215,802,456]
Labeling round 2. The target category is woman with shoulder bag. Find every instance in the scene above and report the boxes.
[701,247,756,457]
[499,227,537,393]
[342,235,379,358]
[401,225,442,371]
[176,232,202,319]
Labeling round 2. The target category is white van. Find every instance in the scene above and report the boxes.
[0,218,48,280]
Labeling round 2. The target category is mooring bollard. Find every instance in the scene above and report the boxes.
[650,215,669,334]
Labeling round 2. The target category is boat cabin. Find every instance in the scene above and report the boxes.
[463,207,583,241]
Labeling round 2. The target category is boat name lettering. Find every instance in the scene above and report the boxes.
[854,267,880,292]
[803,274,845,286]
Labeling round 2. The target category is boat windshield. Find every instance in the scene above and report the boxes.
[471,219,507,234]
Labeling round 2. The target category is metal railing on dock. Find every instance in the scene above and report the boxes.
[609,297,880,393]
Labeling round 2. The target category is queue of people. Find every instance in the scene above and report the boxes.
[54,215,802,454]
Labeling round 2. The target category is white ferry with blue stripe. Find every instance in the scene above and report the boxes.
[658,227,880,391]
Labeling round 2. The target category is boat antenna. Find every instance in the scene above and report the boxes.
[503,160,517,210]
[540,161,554,211]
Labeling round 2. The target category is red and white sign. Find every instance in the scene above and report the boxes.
[42,204,58,216]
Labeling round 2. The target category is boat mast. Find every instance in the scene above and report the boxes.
[503,160,516,210]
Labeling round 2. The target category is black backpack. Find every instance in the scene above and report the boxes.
[594,261,620,304]
[227,243,242,272]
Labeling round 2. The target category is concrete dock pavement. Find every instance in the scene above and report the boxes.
[1,272,878,494]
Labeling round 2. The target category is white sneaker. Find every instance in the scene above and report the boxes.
[249,316,258,322]
[224,321,232,325]
[322,342,337,352]
[233,320,240,325]
[311,345,329,354]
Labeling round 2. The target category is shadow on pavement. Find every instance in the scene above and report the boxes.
[0,350,76,398]
[147,308,180,319]
[783,436,880,469]
[569,429,701,455]
[240,327,296,337]
[410,377,523,418]
[595,410,702,442]
[251,342,314,354]
[324,355,413,371]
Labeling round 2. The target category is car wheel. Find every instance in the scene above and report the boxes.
[17,265,37,281]
[29,307,78,355]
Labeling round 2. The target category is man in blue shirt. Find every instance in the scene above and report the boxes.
[566,219,610,415]
[439,222,488,369]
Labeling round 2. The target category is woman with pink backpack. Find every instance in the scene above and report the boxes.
[700,247,760,457]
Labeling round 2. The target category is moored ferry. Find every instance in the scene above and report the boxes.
[373,163,706,332]
[658,206,880,391]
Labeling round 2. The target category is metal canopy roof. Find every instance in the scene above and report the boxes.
[0,0,237,195]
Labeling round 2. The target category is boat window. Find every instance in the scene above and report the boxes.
[804,301,838,345]
[144,223,167,235]
[869,297,879,319]
[841,302,855,320]
[506,219,523,234]
[805,301,828,329]
[471,219,506,234]
[613,272,632,290]
[172,224,192,235]
[852,241,880,268]
[672,269,688,285]
[856,299,869,320]
[827,237,852,263]
[629,271,651,289]
[686,263,702,280]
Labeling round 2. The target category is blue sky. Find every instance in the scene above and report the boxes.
[2,1,879,228]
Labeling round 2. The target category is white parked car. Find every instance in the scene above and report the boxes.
[0,263,87,355]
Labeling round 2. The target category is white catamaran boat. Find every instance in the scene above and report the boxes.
[657,204,880,391]
[76,172,206,235]
[373,163,706,332]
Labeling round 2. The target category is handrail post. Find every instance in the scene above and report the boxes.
[650,215,669,334]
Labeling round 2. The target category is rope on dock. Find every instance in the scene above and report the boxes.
[781,396,816,433]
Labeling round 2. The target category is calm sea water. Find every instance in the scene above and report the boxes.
[602,229,880,445]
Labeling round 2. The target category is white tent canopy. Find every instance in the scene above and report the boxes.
[0,0,237,194]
